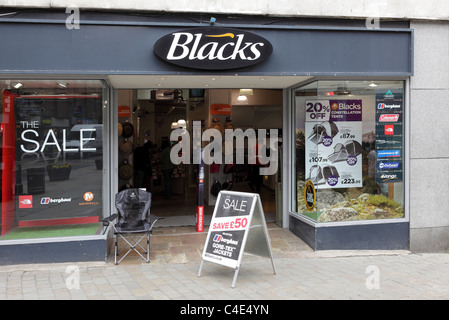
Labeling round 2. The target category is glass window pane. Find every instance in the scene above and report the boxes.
[294,80,405,223]
[0,80,106,239]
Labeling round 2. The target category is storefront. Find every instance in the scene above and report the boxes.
[0,10,412,264]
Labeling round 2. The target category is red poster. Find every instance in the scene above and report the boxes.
[210,104,231,115]
[118,105,131,117]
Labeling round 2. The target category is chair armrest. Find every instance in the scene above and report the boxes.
[103,213,118,226]
[149,215,164,229]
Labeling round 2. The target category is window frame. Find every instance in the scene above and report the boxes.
[0,77,112,243]
[288,77,410,227]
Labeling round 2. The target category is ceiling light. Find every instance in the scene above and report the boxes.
[239,89,253,96]
[236,94,249,105]
[369,82,378,87]
[14,82,22,89]
[177,119,187,129]
[171,121,178,129]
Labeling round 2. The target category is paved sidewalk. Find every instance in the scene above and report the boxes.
[0,226,449,300]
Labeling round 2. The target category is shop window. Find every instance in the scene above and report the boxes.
[294,80,405,223]
[0,80,106,239]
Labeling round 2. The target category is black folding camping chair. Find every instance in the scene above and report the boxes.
[103,188,162,265]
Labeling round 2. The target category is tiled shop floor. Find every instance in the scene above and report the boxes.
[111,223,315,265]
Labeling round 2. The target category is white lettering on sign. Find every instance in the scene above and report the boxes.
[19,123,97,153]
[154,27,273,71]
[166,32,264,62]
[223,198,248,212]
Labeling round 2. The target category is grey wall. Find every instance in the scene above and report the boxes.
[0,20,412,77]
[3,0,449,21]
[410,21,449,252]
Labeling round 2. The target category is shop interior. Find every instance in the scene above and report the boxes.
[117,88,283,228]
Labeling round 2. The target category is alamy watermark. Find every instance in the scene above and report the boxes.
[170,121,279,175]
[365,265,380,290]
[364,0,388,30]
[65,6,80,30]
[65,265,80,290]
[365,17,380,30]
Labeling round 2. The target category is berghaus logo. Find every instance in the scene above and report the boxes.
[154,27,273,70]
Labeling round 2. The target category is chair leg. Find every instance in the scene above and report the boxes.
[146,234,150,263]
[114,233,151,264]
[114,235,118,265]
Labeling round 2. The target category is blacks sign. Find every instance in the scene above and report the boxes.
[153,27,273,70]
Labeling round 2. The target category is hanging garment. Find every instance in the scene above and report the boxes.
[210,180,222,197]
[119,139,133,157]
[121,122,134,138]
[118,122,123,136]
[119,160,134,180]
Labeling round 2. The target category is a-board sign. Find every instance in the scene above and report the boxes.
[198,190,276,288]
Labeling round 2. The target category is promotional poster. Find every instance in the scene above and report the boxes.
[305,100,363,189]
